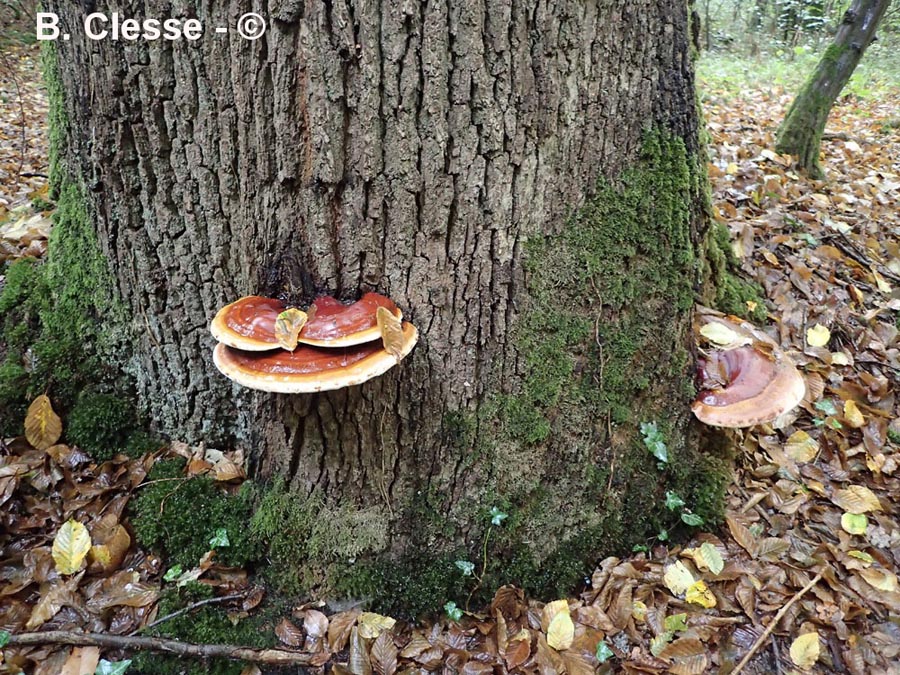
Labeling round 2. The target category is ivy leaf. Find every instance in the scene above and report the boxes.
[595,640,614,663]
[444,601,463,622]
[455,560,475,576]
[640,422,668,464]
[681,512,704,527]
[0,629,9,647]
[95,660,132,675]
[490,507,508,526]
[163,565,183,582]
[665,491,685,510]
[209,528,230,548]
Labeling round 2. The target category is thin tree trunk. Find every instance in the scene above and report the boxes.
[46,0,724,610]
[775,0,891,178]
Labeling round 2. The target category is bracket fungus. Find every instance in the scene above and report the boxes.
[211,293,403,351]
[692,310,805,428]
[210,292,417,393]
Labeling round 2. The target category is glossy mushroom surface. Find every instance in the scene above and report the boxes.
[211,293,403,350]
[210,296,284,351]
[691,346,806,427]
[298,293,402,347]
[213,322,418,393]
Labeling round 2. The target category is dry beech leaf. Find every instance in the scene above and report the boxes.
[832,485,883,514]
[358,611,396,639]
[544,600,574,651]
[841,512,868,535]
[376,306,405,359]
[25,395,62,451]
[685,580,716,608]
[328,609,361,652]
[275,617,304,647]
[349,626,373,675]
[789,631,820,668]
[682,542,724,575]
[52,519,92,575]
[663,561,696,596]
[843,400,866,428]
[858,568,899,593]
[699,322,744,346]
[726,516,757,557]
[785,430,818,462]
[88,524,131,573]
[274,308,308,351]
[60,645,100,675]
[806,324,831,347]
[371,630,399,675]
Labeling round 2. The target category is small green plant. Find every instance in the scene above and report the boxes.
[444,601,463,622]
[458,507,509,610]
[640,421,668,467]
[96,660,131,675]
[887,428,900,445]
[596,640,614,663]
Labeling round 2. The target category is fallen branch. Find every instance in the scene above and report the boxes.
[6,631,314,667]
[731,571,823,675]
[129,593,245,636]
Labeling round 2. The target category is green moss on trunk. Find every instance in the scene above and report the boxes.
[0,46,116,421]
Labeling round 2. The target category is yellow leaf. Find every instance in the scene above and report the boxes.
[859,568,898,593]
[785,430,819,463]
[25,395,62,451]
[358,612,396,639]
[848,550,874,564]
[699,322,741,347]
[663,561,695,596]
[52,519,92,575]
[806,324,831,347]
[274,308,308,351]
[833,485,882,514]
[631,600,647,622]
[872,270,891,294]
[545,602,574,651]
[376,306,405,359]
[841,513,868,535]
[725,162,739,175]
[831,352,850,366]
[789,632,820,668]
[682,543,724,575]
[843,400,865,428]
[685,580,716,608]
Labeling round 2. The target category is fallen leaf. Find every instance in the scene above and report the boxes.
[25,395,62,451]
[663,561,695,596]
[789,631,820,668]
[832,485,883,514]
[785,430,818,462]
[52,520,92,575]
[275,308,308,351]
[806,324,831,347]
[376,306,405,359]
[685,580,716,608]
[841,512,868,535]
[358,612,396,639]
[544,600,574,651]
[843,400,866,428]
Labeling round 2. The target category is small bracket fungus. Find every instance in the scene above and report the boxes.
[692,309,805,427]
[210,291,417,393]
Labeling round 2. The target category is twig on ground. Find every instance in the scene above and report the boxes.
[6,631,314,666]
[129,593,245,636]
[731,571,824,675]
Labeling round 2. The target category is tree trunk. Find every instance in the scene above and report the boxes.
[47,0,727,611]
[775,0,890,178]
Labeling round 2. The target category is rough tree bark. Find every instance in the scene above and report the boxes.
[776,0,891,178]
[46,0,728,609]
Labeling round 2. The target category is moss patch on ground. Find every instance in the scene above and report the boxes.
[131,583,281,675]
[131,458,261,569]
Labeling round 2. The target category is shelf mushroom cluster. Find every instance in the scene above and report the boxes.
[210,292,418,393]
[692,308,806,428]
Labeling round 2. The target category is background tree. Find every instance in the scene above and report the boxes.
[33,0,740,612]
[775,0,890,176]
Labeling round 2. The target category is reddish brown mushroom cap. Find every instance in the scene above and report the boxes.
[213,322,418,393]
[298,293,402,347]
[210,293,403,350]
[210,296,285,351]
[691,346,806,427]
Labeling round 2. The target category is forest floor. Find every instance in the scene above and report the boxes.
[1,42,900,674]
